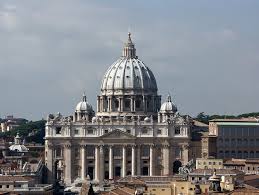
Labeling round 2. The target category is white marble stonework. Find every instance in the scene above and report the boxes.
[45,33,191,185]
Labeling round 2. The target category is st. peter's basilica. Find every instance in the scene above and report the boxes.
[45,33,194,185]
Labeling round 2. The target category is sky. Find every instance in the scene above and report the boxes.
[0,0,259,120]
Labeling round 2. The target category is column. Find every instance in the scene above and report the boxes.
[94,146,100,181]
[107,97,110,112]
[136,145,141,175]
[130,98,134,112]
[182,144,189,165]
[122,145,126,177]
[109,146,113,180]
[150,145,154,176]
[46,143,54,184]
[151,95,155,112]
[162,145,169,176]
[142,96,146,112]
[97,96,100,112]
[110,96,113,112]
[131,145,136,176]
[99,145,104,181]
[64,144,72,184]
[81,146,86,180]
[133,97,136,112]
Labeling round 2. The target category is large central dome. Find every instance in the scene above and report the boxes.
[101,33,157,96]
[97,33,161,118]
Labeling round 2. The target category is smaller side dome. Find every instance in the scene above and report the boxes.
[160,95,177,113]
[9,133,28,152]
[76,94,93,113]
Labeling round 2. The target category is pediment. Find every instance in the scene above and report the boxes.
[100,129,135,139]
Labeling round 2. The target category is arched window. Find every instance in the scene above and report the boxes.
[243,139,248,146]
[237,151,242,158]
[250,139,255,147]
[244,151,248,158]
[250,151,255,158]
[142,145,150,157]
[114,99,119,109]
[225,139,229,146]
[231,151,236,158]
[231,139,236,147]
[219,151,224,158]
[225,151,229,158]
[87,146,94,156]
[124,99,131,109]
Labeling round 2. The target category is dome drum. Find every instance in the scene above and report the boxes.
[96,94,161,117]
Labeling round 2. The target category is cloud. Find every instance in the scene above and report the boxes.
[0,0,258,119]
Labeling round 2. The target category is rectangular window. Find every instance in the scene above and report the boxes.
[175,126,181,135]
[87,129,93,134]
[157,129,162,135]
[74,129,79,135]
[142,128,148,134]
[56,127,62,134]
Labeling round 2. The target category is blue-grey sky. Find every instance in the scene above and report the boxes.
[0,0,259,120]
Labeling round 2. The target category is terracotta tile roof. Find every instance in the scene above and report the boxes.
[100,187,136,195]
[190,169,243,175]
[0,176,34,182]
[117,176,145,185]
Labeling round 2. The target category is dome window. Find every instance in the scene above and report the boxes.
[124,99,130,108]
[126,76,130,78]
[134,66,138,69]
[109,76,112,79]
[117,76,120,78]
[114,99,119,109]
[127,66,130,69]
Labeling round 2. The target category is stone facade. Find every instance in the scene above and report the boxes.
[45,33,194,185]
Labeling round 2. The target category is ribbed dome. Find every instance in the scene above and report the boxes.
[76,94,93,112]
[160,95,177,113]
[9,133,28,152]
[101,33,157,95]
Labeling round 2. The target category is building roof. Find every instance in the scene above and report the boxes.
[117,176,145,185]
[189,169,243,176]
[210,118,259,125]
[0,176,34,182]
[101,186,136,195]
[193,120,209,127]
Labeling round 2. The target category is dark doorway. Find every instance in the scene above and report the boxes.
[115,167,121,177]
[105,171,109,179]
[127,171,131,176]
[142,167,149,176]
[88,167,94,180]
[173,160,182,174]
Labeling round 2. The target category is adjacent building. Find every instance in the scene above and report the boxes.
[208,118,259,159]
